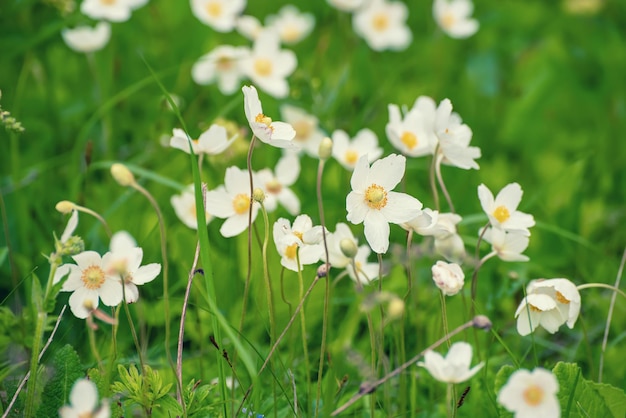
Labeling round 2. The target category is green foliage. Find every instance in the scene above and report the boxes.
[36,344,83,418]
[182,379,219,417]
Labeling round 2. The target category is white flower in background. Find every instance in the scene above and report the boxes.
[280,105,326,157]
[418,341,484,383]
[515,278,581,336]
[432,261,464,296]
[107,231,161,303]
[191,45,250,94]
[205,166,259,237]
[331,128,383,171]
[81,0,134,22]
[171,184,213,229]
[240,31,297,98]
[352,0,412,51]
[386,104,433,157]
[482,227,530,262]
[478,183,535,235]
[347,245,381,284]
[273,215,324,272]
[127,0,149,9]
[326,223,358,269]
[433,0,479,39]
[169,125,236,155]
[406,211,465,263]
[242,85,297,148]
[62,22,111,53]
[401,208,438,235]
[190,0,246,32]
[54,251,123,319]
[498,368,560,418]
[236,15,263,40]
[346,154,423,254]
[435,98,481,170]
[59,378,110,418]
[266,5,315,44]
[257,154,301,215]
[327,0,365,12]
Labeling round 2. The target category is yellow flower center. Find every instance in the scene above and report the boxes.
[265,179,282,194]
[523,384,544,406]
[206,1,222,17]
[365,184,388,210]
[285,243,298,259]
[293,120,313,141]
[441,12,456,29]
[254,58,273,76]
[344,150,359,165]
[282,25,300,43]
[528,303,543,312]
[100,0,116,5]
[188,204,197,219]
[372,12,389,31]
[232,193,251,215]
[555,291,570,304]
[401,131,418,149]
[493,205,510,223]
[293,231,303,241]
[255,113,273,127]
[216,55,234,71]
[81,265,106,290]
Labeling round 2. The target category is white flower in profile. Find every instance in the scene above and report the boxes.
[191,45,250,94]
[433,0,479,39]
[280,105,326,157]
[435,98,481,170]
[401,208,438,235]
[54,251,123,319]
[62,22,111,53]
[171,184,213,230]
[59,378,110,418]
[386,104,433,157]
[347,245,381,284]
[346,154,423,254]
[406,211,465,263]
[257,154,301,215]
[481,227,530,262]
[266,5,315,44]
[418,341,484,383]
[352,0,412,51]
[169,125,236,155]
[273,215,324,272]
[205,166,259,237]
[327,0,365,12]
[478,183,535,235]
[498,368,560,418]
[240,31,297,98]
[236,15,263,40]
[515,278,581,336]
[331,128,383,171]
[432,260,464,296]
[326,223,358,269]
[242,85,297,148]
[190,0,246,32]
[81,0,133,22]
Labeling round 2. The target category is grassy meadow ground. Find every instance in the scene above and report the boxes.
[1,0,626,416]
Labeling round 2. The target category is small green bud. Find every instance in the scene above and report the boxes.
[339,238,358,259]
[318,137,333,160]
[111,163,135,186]
[252,188,266,203]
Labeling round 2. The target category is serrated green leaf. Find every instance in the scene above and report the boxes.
[155,394,183,416]
[36,344,84,418]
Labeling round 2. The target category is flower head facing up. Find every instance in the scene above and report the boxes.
[257,153,301,215]
[515,278,581,336]
[478,183,535,235]
[192,45,250,94]
[280,105,326,157]
[352,0,412,51]
[346,154,422,254]
[266,5,315,44]
[432,261,465,296]
[331,129,383,171]
[190,0,246,32]
[482,227,530,262]
[171,184,213,230]
[59,378,110,418]
[169,125,236,155]
[273,215,324,272]
[497,368,560,418]
[62,22,111,53]
[386,103,434,157]
[433,0,479,39]
[242,85,297,149]
[418,341,484,383]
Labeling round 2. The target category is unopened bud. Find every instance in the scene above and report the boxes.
[472,315,492,331]
[110,163,135,186]
[318,137,333,161]
[339,238,358,259]
[387,298,405,320]
[317,263,329,278]
[253,188,266,203]
[55,200,76,214]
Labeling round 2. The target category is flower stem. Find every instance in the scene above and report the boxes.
[260,203,276,342]
[429,153,440,211]
[240,135,257,336]
[435,153,455,213]
[296,254,311,410]
[440,291,451,349]
[470,222,491,315]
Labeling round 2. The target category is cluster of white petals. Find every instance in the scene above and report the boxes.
[266,5,315,44]
[431,260,465,296]
[326,223,380,284]
[242,85,297,148]
[81,0,147,22]
[280,105,326,157]
[169,125,236,155]
[62,22,111,53]
[59,378,110,418]
[171,184,212,230]
[498,368,560,418]
[418,341,483,383]
[273,215,324,272]
[257,154,301,216]
[192,45,250,95]
[403,209,466,263]
[352,0,412,51]
[190,0,246,32]
[332,129,383,171]
[433,0,479,39]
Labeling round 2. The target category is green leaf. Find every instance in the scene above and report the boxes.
[36,345,83,418]
[155,394,184,416]
[30,273,43,313]
[493,364,516,418]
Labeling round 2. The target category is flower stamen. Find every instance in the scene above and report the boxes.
[401,131,418,149]
[365,184,388,210]
[81,266,106,290]
[232,193,251,215]
[493,205,510,223]
[522,385,544,406]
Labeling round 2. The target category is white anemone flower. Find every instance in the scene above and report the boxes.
[191,45,250,94]
[431,260,464,296]
[242,85,297,149]
[171,184,213,230]
[169,125,236,155]
[406,211,465,263]
[478,183,535,235]
[205,166,259,237]
[515,278,581,336]
[482,227,530,262]
[386,104,433,157]
[346,154,423,254]
[59,378,110,418]
[280,105,326,157]
[327,0,365,12]
[266,5,315,45]
[257,154,301,215]
[81,0,134,22]
[433,0,479,39]
[352,0,412,51]
[190,0,246,32]
[418,341,484,383]
[236,15,263,40]
[62,22,111,53]
[347,245,381,284]
[60,209,79,244]
[273,215,324,272]
[240,31,297,98]
[497,368,560,418]
[326,223,358,269]
[435,98,481,170]
[331,128,383,171]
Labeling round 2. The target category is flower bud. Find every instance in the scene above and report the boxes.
[431,260,465,296]
[318,137,333,161]
[387,297,405,320]
[339,238,358,259]
[110,163,135,186]
[252,188,266,203]
[55,200,76,214]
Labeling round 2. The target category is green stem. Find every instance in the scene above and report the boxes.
[296,254,311,411]
[577,283,626,300]
[260,203,275,342]
[24,311,45,417]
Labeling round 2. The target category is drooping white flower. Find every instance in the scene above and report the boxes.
[273,215,324,272]
[240,31,297,98]
[191,45,250,94]
[405,210,465,262]
[515,278,581,336]
[205,166,259,237]
[497,368,560,418]
[280,105,326,157]
[431,260,464,296]
[331,128,383,171]
[171,184,213,230]
[81,0,134,22]
[435,98,481,170]
[478,183,535,235]
[327,0,365,12]
[266,5,315,44]
[169,125,236,155]
[62,22,111,53]
[346,154,423,254]
[59,378,110,418]
[242,85,297,148]
[433,0,479,39]
[418,341,484,383]
[236,15,263,40]
[257,154,301,215]
[190,0,246,32]
[352,0,412,51]
[481,227,530,262]
[386,104,434,157]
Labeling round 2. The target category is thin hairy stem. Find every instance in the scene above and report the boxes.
[435,153,455,213]
[260,203,276,342]
[470,222,491,315]
[429,152,440,211]
[240,135,257,335]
